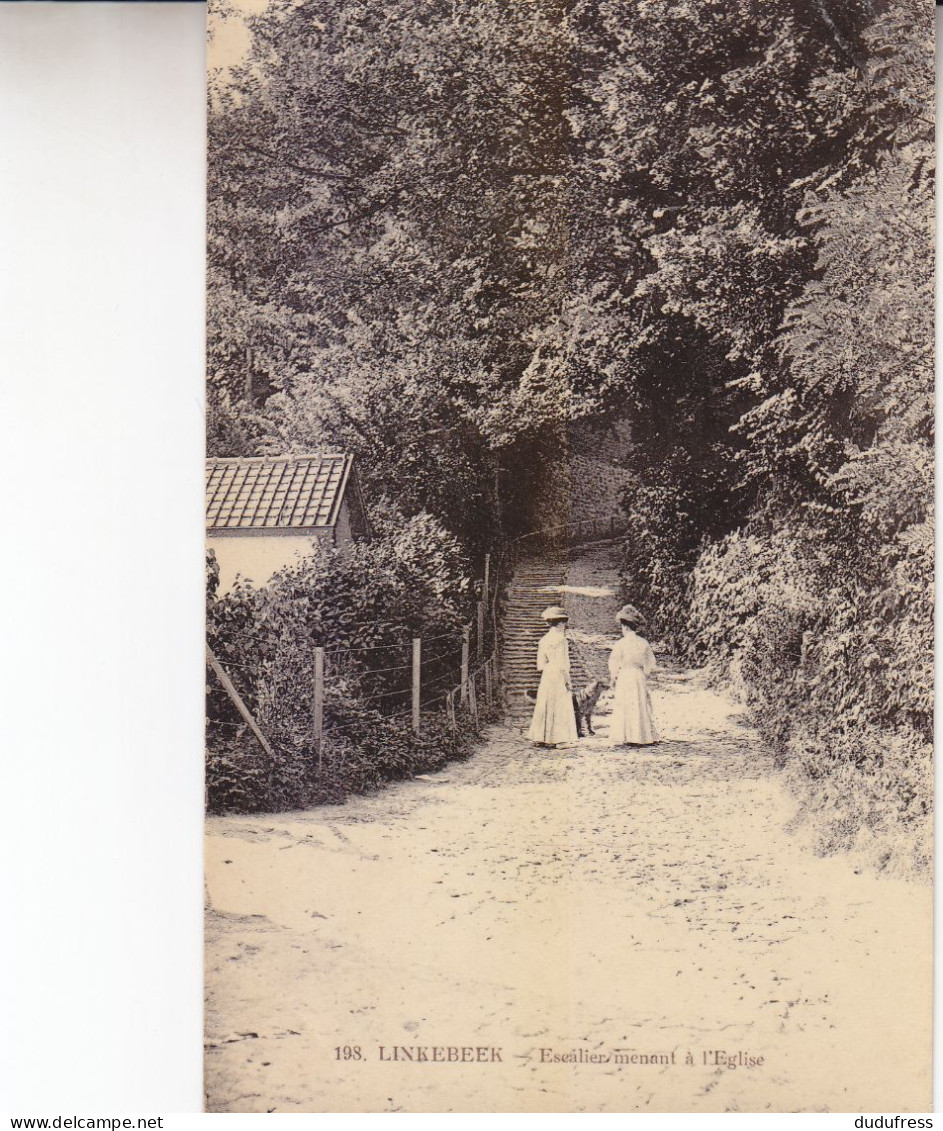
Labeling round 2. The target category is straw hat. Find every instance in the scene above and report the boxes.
[616,603,645,627]
[540,605,569,622]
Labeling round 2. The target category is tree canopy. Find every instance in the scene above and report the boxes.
[207,0,931,545]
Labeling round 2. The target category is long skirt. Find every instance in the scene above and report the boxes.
[528,668,578,745]
[609,668,657,745]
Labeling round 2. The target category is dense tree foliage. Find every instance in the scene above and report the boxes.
[208,0,874,538]
[680,0,934,871]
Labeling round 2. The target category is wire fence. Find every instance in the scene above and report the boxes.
[207,612,500,763]
[206,513,628,764]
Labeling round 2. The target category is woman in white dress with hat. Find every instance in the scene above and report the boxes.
[528,605,578,747]
[608,604,657,746]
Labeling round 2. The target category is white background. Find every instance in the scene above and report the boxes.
[0,0,937,1120]
[0,2,206,1113]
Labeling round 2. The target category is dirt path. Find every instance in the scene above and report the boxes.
[205,547,931,1113]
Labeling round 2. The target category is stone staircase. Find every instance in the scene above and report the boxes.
[501,556,591,729]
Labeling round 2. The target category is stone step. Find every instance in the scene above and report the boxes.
[499,554,592,725]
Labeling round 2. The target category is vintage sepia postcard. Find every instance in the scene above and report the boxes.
[204,0,934,1113]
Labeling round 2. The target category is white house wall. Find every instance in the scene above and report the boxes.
[208,533,331,595]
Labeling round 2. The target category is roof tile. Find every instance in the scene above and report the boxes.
[206,454,351,530]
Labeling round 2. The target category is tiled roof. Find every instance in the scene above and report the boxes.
[206,454,353,530]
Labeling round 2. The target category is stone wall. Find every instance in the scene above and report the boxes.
[567,452,634,522]
[500,415,634,534]
[566,417,634,522]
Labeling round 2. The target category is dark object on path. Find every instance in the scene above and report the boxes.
[572,679,607,737]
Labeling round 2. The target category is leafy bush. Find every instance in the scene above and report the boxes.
[688,519,821,672]
[686,507,932,876]
[618,443,748,646]
[206,710,476,815]
[206,731,273,814]
[618,478,695,645]
[205,514,483,814]
[782,723,932,876]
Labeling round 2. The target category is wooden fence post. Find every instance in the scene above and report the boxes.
[412,638,421,734]
[313,646,324,767]
[206,644,277,763]
[476,600,485,662]
[460,625,470,704]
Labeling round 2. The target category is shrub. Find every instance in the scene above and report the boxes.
[618,476,700,646]
[206,710,476,815]
[686,508,933,875]
[618,443,749,647]
[782,723,932,876]
[205,513,480,814]
[205,731,273,814]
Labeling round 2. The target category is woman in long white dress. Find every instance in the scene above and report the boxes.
[608,604,657,746]
[528,605,578,747]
